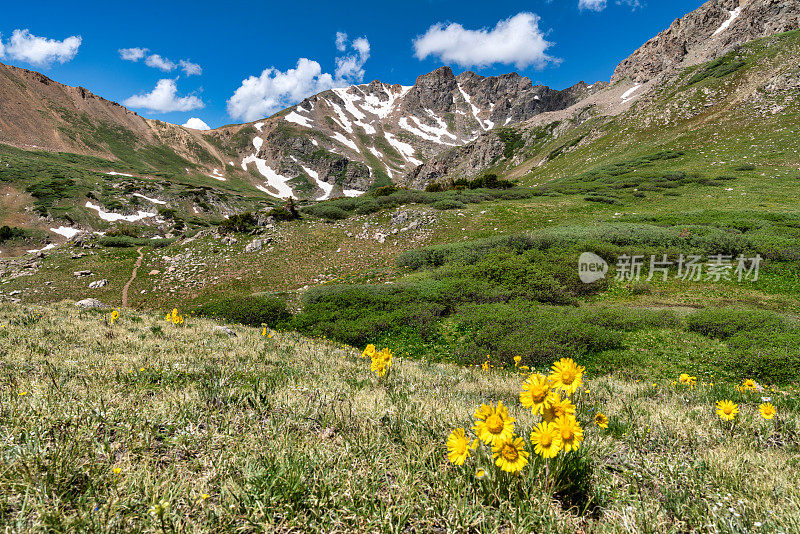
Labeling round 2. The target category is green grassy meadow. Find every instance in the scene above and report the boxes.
[0,303,798,532]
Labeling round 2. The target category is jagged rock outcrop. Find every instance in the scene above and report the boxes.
[252,66,602,198]
[613,0,800,83]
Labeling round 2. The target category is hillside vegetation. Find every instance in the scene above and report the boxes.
[0,303,798,532]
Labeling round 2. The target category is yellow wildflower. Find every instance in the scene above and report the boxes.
[549,358,585,396]
[530,422,562,458]
[446,428,478,465]
[520,373,554,415]
[594,412,609,429]
[473,401,516,446]
[716,400,739,421]
[492,436,529,473]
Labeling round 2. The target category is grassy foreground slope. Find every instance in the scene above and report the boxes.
[1,302,799,532]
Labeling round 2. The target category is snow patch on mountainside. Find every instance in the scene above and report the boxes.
[331,131,359,152]
[133,193,167,205]
[209,169,226,181]
[285,111,313,128]
[360,84,413,119]
[385,132,422,166]
[713,7,743,36]
[85,202,157,223]
[399,116,458,146]
[458,85,492,131]
[242,155,294,199]
[621,84,642,103]
[50,226,82,239]
[300,165,334,201]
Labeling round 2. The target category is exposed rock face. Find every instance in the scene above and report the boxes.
[407,132,507,190]
[613,0,800,82]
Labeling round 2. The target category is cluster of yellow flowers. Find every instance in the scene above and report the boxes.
[108,310,120,325]
[718,380,777,422]
[261,326,275,338]
[165,308,184,326]
[361,344,393,377]
[736,378,758,393]
[447,358,600,474]
[679,373,698,387]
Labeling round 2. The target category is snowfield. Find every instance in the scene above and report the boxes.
[242,155,295,199]
[85,202,157,223]
[50,226,82,239]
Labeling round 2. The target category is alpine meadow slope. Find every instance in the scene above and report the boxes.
[1,0,800,531]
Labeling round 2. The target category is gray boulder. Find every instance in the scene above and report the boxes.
[214,326,237,337]
[245,239,264,253]
[75,298,110,310]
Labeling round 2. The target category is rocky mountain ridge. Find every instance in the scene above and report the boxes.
[212,67,601,200]
[612,0,800,83]
[0,62,227,172]
[0,0,797,209]
[405,0,800,189]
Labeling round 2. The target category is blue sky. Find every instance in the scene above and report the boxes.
[1,0,705,129]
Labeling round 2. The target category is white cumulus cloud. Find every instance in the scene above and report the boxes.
[579,0,641,11]
[119,47,148,61]
[183,117,211,130]
[413,13,557,70]
[579,0,607,11]
[120,48,203,76]
[123,79,204,113]
[1,29,81,67]
[227,58,336,122]
[0,36,5,59]
[334,36,370,83]
[145,54,176,72]
[227,34,371,122]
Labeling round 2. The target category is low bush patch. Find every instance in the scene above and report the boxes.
[194,296,291,327]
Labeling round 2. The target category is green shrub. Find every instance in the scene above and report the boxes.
[308,204,349,221]
[219,212,258,233]
[686,307,786,340]
[723,330,800,384]
[194,296,291,327]
[371,185,400,197]
[97,236,176,248]
[291,284,445,347]
[0,225,24,242]
[496,128,525,159]
[452,303,625,367]
[432,199,465,210]
[105,225,141,238]
[583,307,679,331]
[687,53,746,85]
